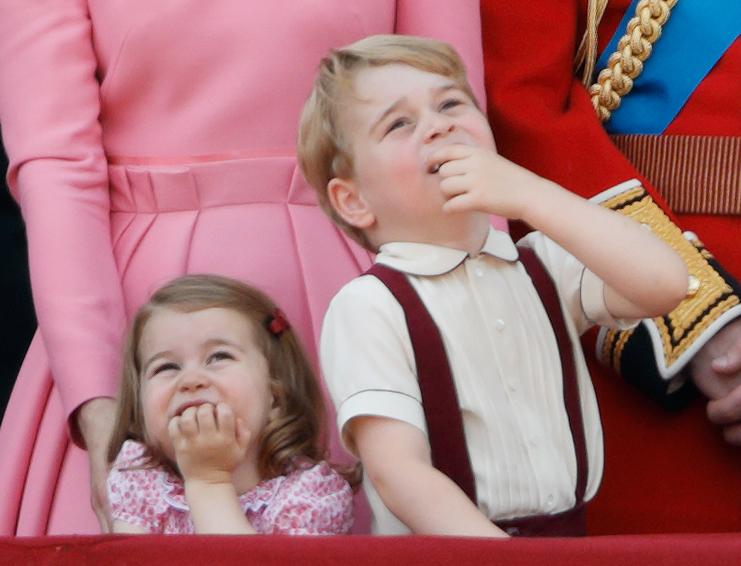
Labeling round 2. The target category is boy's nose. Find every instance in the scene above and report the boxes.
[423,114,455,143]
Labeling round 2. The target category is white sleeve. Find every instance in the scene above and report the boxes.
[320,275,428,455]
[518,232,639,335]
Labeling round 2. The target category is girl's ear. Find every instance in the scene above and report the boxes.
[268,381,283,420]
[327,177,375,229]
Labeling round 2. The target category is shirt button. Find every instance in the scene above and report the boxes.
[474,267,484,278]
[494,318,506,331]
[507,381,517,392]
[528,436,538,448]
[546,495,555,509]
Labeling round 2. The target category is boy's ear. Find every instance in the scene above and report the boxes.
[327,177,375,230]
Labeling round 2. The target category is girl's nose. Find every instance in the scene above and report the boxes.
[178,367,209,391]
[423,113,455,143]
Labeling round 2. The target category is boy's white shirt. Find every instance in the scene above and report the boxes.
[321,227,638,534]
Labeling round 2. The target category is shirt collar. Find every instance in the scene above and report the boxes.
[375,227,519,276]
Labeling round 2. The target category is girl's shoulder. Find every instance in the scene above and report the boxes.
[244,461,354,534]
[286,460,352,494]
[112,439,151,469]
[274,460,352,499]
[108,440,171,497]
[240,461,348,509]
[107,440,175,532]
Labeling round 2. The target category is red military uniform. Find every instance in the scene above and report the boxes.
[482,0,740,534]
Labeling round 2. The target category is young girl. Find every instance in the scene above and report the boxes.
[106,274,355,534]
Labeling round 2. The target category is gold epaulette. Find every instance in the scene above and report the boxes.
[592,180,741,380]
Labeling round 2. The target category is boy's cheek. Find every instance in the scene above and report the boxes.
[360,163,414,196]
[385,153,426,183]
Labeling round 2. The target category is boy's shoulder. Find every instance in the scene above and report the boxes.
[330,269,399,307]
[323,269,409,333]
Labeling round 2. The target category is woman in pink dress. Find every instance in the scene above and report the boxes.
[0,1,486,535]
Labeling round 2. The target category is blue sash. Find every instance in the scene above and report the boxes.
[595,0,740,134]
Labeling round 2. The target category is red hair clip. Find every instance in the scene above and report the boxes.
[265,308,290,337]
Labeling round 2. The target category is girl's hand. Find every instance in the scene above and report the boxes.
[430,144,543,220]
[168,402,251,484]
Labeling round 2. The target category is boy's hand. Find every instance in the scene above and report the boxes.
[168,402,251,484]
[430,144,543,220]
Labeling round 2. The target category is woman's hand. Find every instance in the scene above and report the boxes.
[76,397,117,533]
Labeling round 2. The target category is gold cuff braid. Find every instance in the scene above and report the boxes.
[598,185,740,373]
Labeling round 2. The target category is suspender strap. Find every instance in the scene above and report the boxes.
[516,246,588,504]
[365,263,477,502]
[495,504,586,537]
[365,246,588,517]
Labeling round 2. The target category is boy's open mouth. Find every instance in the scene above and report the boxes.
[428,160,448,174]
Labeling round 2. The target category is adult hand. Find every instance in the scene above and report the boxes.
[690,319,741,445]
[76,396,118,532]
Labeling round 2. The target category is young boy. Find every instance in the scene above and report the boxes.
[297,35,688,537]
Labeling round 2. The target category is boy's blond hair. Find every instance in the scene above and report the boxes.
[297,34,478,251]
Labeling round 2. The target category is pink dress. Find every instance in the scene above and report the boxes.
[0,1,491,535]
[107,441,353,534]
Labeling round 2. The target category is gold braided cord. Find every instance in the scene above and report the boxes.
[589,0,677,122]
[600,328,617,369]
[575,0,609,86]
[612,328,635,373]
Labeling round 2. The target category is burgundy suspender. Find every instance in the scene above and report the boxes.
[365,246,588,533]
[516,246,589,505]
[366,263,477,502]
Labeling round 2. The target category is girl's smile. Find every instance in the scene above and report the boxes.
[137,307,278,472]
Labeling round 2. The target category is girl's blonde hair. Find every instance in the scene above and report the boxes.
[297,34,478,251]
[107,274,352,483]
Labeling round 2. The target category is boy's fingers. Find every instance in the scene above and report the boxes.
[437,158,468,178]
[439,175,469,196]
[442,192,477,214]
[427,144,473,170]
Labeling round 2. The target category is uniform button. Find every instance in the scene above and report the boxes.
[686,275,700,297]
[683,231,698,242]
[505,527,520,536]
[494,318,506,331]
